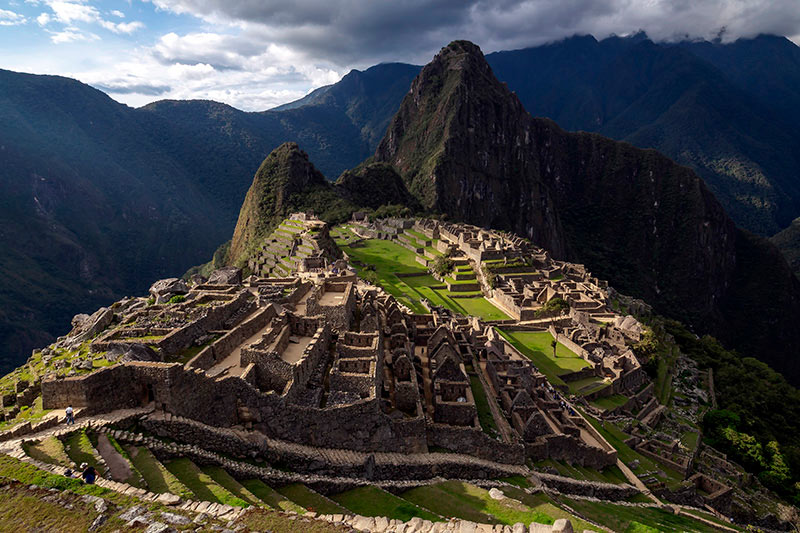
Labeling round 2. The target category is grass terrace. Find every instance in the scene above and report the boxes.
[469,375,500,437]
[497,330,592,388]
[557,496,742,532]
[126,445,193,499]
[338,235,509,319]
[276,483,346,514]
[331,486,440,522]
[241,479,306,513]
[534,459,629,485]
[164,458,249,507]
[401,481,553,525]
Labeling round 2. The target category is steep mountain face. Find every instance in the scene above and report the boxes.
[335,162,418,209]
[771,218,800,277]
[485,35,800,236]
[0,64,415,374]
[376,41,800,384]
[0,69,229,375]
[227,143,352,266]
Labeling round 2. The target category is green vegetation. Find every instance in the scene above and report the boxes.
[63,430,105,477]
[241,479,306,513]
[497,330,592,389]
[499,486,596,531]
[534,297,569,318]
[558,496,740,532]
[581,412,684,487]
[276,483,346,514]
[590,394,629,411]
[339,236,508,320]
[431,255,455,276]
[103,435,145,488]
[201,466,261,506]
[23,436,71,467]
[0,396,53,431]
[331,486,440,521]
[126,446,193,499]
[0,454,113,500]
[164,458,249,507]
[168,294,186,304]
[401,481,552,525]
[667,320,800,503]
[534,459,628,485]
[469,375,499,437]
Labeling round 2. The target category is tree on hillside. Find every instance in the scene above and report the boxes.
[551,339,558,358]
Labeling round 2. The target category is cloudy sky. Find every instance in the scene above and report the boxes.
[2,0,800,111]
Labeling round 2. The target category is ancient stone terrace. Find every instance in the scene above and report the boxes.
[247,213,339,277]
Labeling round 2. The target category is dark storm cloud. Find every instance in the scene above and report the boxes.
[151,0,800,65]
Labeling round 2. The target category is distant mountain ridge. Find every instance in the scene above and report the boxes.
[3,32,800,377]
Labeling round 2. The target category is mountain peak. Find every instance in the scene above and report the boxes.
[228,142,327,265]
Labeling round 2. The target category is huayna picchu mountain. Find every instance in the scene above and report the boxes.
[375,40,800,385]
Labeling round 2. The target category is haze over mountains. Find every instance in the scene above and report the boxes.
[2,32,800,382]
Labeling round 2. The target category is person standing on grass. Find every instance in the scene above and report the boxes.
[65,405,74,425]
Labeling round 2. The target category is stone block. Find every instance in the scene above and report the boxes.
[551,519,573,533]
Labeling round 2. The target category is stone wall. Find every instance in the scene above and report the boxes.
[426,423,525,464]
[187,305,277,370]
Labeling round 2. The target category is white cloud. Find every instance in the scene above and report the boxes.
[36,12,51,25]
[110,9,125,18]
[48,27,100,43]
[99,19,144,33]
[0,8,27,25]
[47,1,99,25]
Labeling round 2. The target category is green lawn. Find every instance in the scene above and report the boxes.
[202,466,262,506]
[401,481,552,525]
[241,479,306,513]
[165,458,249,507]
[126,446,193,499]
[567,376,609,396]
[24,436,71,467]
[558,496,740,532]
[681,431,700,451]
[499,486,596,531]
[276,484,346,514]
[340,236,508,319]
[331,486,440,522]
[63,430,105,477]
[590,394,630,411]
[469,375,499,437]
[497,330,590,387]
[534,459,628,485]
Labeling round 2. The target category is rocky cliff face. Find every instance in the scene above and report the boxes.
[335,162,418,210]
[376,41,800,383]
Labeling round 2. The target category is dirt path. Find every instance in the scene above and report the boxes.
[95,433,132,483]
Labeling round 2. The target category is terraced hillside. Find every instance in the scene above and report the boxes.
[0,416,741,533]
[332,224,509,320]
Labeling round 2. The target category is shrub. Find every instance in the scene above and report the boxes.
[146,297,155,306]
[533,297,569,318]
[168,295,186,304]
[432,256,455,277]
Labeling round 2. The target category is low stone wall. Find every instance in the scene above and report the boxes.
[536,472,639,500]
[426,423,525,464]
[527,433,617,470]
[187,306,277,370]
